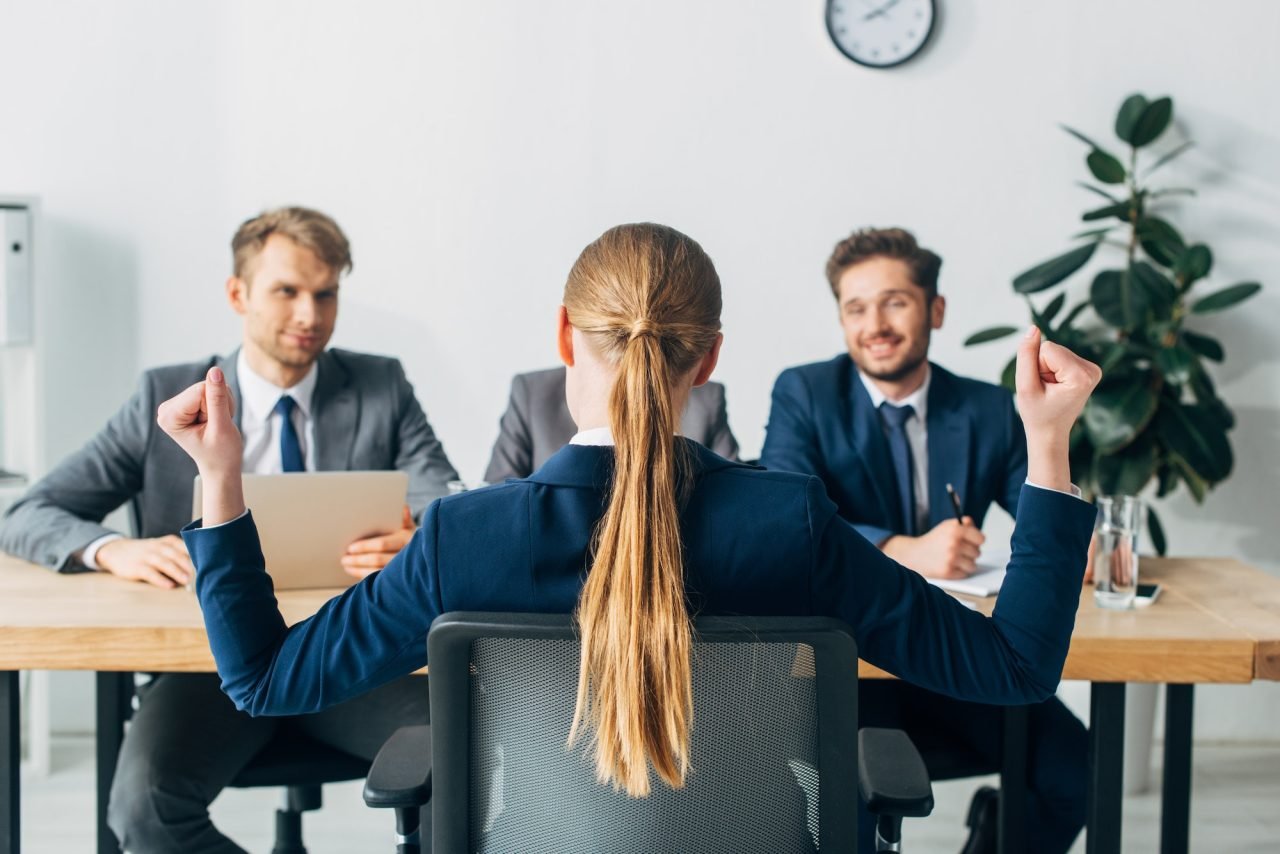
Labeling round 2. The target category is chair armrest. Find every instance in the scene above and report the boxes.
[362,725,433,810]
[857,727,934,818]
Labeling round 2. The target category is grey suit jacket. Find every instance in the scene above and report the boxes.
[483,366,739,482]
[0,348,459,571]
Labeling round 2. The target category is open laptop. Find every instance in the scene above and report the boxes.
[193,471,410,589]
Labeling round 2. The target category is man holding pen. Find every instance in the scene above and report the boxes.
[760,227,1087,854]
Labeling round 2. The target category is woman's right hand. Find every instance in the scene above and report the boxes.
[156,366,246,526]
[1015,326,1102,493]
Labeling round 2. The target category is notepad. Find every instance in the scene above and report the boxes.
[927,547,1010,597]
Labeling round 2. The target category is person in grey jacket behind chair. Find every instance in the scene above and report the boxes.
[0,206,456,853]
[484,365,739,482]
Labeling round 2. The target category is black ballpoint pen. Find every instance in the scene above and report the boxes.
[945,482,964,523]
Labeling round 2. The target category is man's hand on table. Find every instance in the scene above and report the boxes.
[883,518,987,579]
[96,535,194,589]
[342,505,416,579]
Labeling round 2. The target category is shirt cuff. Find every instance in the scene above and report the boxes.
[193,510,250,531]
[1024,479,1084,500]
[80,533,124,571]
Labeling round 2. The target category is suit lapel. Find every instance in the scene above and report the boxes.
[311,351,358,472]
[846,365,903,530]
[926,366,972,526]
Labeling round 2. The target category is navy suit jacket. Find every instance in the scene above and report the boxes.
[185,441,1092,719]
[759,356,1027,545]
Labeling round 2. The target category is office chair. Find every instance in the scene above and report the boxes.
[102,499,371,854]
[363,612,933,853]
[102,672,369,854]
[226,728,371,854]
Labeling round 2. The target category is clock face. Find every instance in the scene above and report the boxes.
[826,0,936,69]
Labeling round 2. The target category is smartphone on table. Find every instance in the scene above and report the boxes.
[1133,583,1162,608]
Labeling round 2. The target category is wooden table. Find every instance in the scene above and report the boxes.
[864,558,1279,854]
[0,558,340,854]
[2,555,1278,854]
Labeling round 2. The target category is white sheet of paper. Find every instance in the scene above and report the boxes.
[926,546,1011,597]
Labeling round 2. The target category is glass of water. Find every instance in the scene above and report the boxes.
[1094,495,1142,610]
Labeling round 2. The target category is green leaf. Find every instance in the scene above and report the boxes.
[1137,217,1186,267]
[1156,464,1179,497]
[1173,244,1213,286]
[1147,506,1167,556]
[1082,202,1133,223]
[1058,301,1091,330]
[1072,226,1115,240]
[1068,424,1096,494]
[1061,124,1108,152]
[1132,262,1177,320]
[1098,342,1129,374]
[1053,326,1089,353]
[1013,242,1099,294]
[1087,149,1127,184]
[1115,94,1149,144]
[1182,368,1233,430]
[1094,435,1158,496]
[1130,96,1174,147]
[1041,292,1066,324]
[1091,269,1147,330]
[1158,402,1233,483]
[1191,282,1262,313]
[1188,368,1235,430]
[1144,140,1194,177]
[1155,345,1195,385]
[1169,453,1208,502]
[964,326,1019,346]
[1077,182,1121,203]
[1182,330,1224,362]
[1083,373,1160,453]
[1148,188,1197,199]
[1000,356,1016,392]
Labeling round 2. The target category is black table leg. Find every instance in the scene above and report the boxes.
[1161,684,1194,854]
[1,671,18,854]
[1086,682,1126,854]
[96,672,128,854]
[999,704,1028,854]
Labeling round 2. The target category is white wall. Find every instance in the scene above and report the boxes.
[2,0,1278,739]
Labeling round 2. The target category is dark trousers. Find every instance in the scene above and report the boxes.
[857,680,1087,854]
[107,672,430,854]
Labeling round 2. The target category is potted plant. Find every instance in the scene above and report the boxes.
[966,93,1263,554]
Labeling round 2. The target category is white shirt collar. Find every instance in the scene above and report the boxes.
[858,364,931,423]
[569,426,615,446]
[235,349,319,427]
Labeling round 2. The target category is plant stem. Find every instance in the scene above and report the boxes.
[1127,146,1140,269]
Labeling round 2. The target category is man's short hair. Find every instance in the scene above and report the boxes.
[825,227,941,301]
[231,206,353,280]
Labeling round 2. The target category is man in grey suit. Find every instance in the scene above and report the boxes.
[484,365,739,482]
[0,207,456,853]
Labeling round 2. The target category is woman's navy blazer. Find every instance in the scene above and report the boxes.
[184,440,1095,718]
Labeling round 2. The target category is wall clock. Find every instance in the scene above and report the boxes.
[825,0,937,69]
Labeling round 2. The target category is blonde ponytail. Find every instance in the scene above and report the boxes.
[563,224,721,797]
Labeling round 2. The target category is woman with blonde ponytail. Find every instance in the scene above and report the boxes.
[560,224,723,794]
[163,222,1103,847]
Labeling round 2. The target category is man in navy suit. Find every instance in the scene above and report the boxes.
[760,227,1087,854]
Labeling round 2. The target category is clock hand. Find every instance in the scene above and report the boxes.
[863,0,901,20]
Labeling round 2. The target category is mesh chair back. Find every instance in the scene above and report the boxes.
[428,613,859,854]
